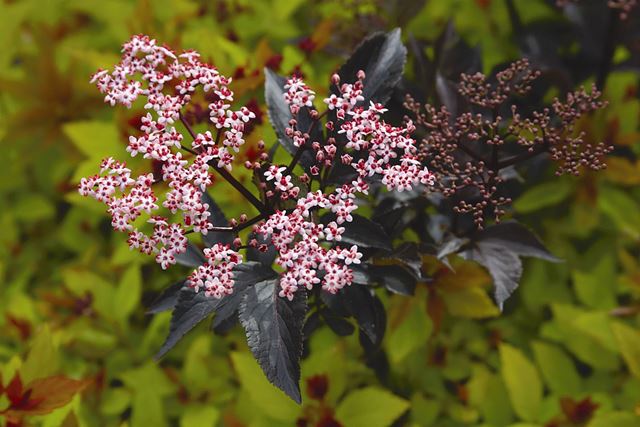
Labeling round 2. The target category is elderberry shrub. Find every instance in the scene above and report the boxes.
[79,28,609,401]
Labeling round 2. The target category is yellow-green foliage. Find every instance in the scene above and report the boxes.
[1,0,639,426]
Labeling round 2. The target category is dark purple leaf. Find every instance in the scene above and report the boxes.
[156,262,276,358]
[174,242,205,268]
[264,68,319,168]
[201,192,233,247]
[334,28,407,106]
[239,279,307,403]
[321,309,356,336]
[370,265,416,296]
[342,285,386,347]
[462,221,560,309]
[333,214,392,251]
[246,231,277,267]
[147,280,186,314]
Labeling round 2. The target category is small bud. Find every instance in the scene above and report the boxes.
[356,69,366,80]
[260,152,269,161]
[239,214,248,222]
[244,161,253,169]
[331,73,340,85]
[233,237,242,248]
[257,140,265,150]
[230,218,238,227]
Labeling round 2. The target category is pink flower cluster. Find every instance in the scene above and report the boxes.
[83,35,254,288]
[187,244,243,298]
[284,77,316,115]
[81,35,435,302]
[257,190,362,300]
[327,73,435,191]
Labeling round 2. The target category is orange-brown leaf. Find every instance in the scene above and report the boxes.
[6,376,89,417]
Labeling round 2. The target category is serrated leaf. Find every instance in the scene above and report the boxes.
[201,192,233,247]
[246,231,277,267]
[338,214,392,250]
[342,285,386,346]
[500,344,543,422]
[463,222,560,309]
[147,280,186,314]
[335,387,410,427]
[239,279,307,403]
[156,262,275,358]
[211,263,276,328]
[155,289,218,359]
[320,309,355,336]
[174,242,206,268]
[334,28,407,106]
[369,265,416,295]
[264,68,319,167]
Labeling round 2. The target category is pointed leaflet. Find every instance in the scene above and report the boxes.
[462,222,560,309]
[239,279,307,403]
[322,213,391,251]
[334,28,407,106]
[211,262,278,329]
[175,242,206,268]
[342,285,386,347]
[147,280,186,314]
[246,231,277,267]
[156,262,276,358]
[201,191,233,247]
[264,68,319,167]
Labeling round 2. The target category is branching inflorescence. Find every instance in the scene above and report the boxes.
[556,0,638,19]
[406,59,610,228]
[79,35,433,301]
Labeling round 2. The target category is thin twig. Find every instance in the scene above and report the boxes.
[179,112,268,214]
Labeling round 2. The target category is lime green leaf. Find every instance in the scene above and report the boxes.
[514,180,572,213]
[335,387,410,427]
[21,325,59,384]
[386,301,432,364]
[500,344,543,422]
[180,405,219,427]
[588,411,640,427]
[230,352,299,422]
[14,194,55,223]
[611,322,640,379]
[532,341,581,395]
[572,256,617,310]
[597,186,640,238]
[114,265,142,322]
[442,287,500,318]
[63,121,122,159]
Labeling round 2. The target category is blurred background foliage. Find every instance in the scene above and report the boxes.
[1,0,640,426]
